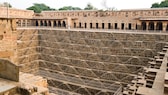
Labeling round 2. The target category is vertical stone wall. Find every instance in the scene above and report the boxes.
[16,29,39,73]
[38,30,168,94]
[7,28,168,94]
[0,19,17,62]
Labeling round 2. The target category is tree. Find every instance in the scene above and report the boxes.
[151,3,160,8]
[27,3,55,13]
[160,0,168,7]
[151,0,168,8]
[84,3,97,10]
[59,6,81,10]
[0,2,12,7]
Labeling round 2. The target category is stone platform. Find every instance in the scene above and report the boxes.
[0,78,18,95]
[0,72,50,95]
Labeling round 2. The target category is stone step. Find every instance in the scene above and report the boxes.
[50,93,57,95]
[38,70,121,93]
[0,84,18,95]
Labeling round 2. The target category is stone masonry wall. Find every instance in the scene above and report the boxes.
[37,30,168,95]
[10,28,168,94]
[16,29,39,73]
[0,19,17,62]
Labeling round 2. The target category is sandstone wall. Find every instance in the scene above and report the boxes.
[11,28,168,94]
[0,19,17,62]
[41,9,168,19]
[37,30,168,95]
[16,29,39,73]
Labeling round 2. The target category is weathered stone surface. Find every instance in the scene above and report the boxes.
[36,29,168,94]
[0,19,17,63]
[0,51,14,58]
[16,30,39,73]
[15,29,168,95]
[0,59,19,82]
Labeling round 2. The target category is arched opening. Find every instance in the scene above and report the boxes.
[40,20,43,26]
[102,23,105,29]
[62,21,66,27]
[54,21,57,27]
[85,23,87,28]
[96,23,99,29]
[121,23,124,30]
[44,21,47,26]
[115,23,118,29]
[79,22,82,28]
[149,22,154,30]
[74,23,76,28]
[128,23,132,30]
[48,21,51,26]
[108,23,111,29]
[90,23,92,29]
[141,22,146,30]
[35,20,38,26]
[136,24,138,30]
[156,22,163,31]
[58,21,61,27]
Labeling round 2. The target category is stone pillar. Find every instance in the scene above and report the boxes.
[51,21,54,27]
[118,22,121,30]
[136,21,141,30]
[132,23,136,30]
[87,22,90,29]
[38,20,41,26]
[105,23,108,29]
[154,22,157,31]
[20,20,22,27]
[163,22,167,32]
[146,22,149,30]
[111,23,114,29]
[93,23,96,29]
[25,20,27,27]
[125,23,127,30]
[67,17,71,29]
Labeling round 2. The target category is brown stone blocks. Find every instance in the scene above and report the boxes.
[0,19,17,62]
[15,29,168,94]
[19,61,39,73]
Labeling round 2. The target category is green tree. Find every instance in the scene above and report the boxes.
[84,3,97,10]
[151,3,160,8]
[27,3,55,13]
[59,6,81,10]
[151,0,168,8]
[160,0,168,7]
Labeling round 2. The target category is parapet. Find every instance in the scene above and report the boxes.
[0,58,19,82]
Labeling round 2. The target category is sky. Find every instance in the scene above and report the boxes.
[0,0,163,10]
